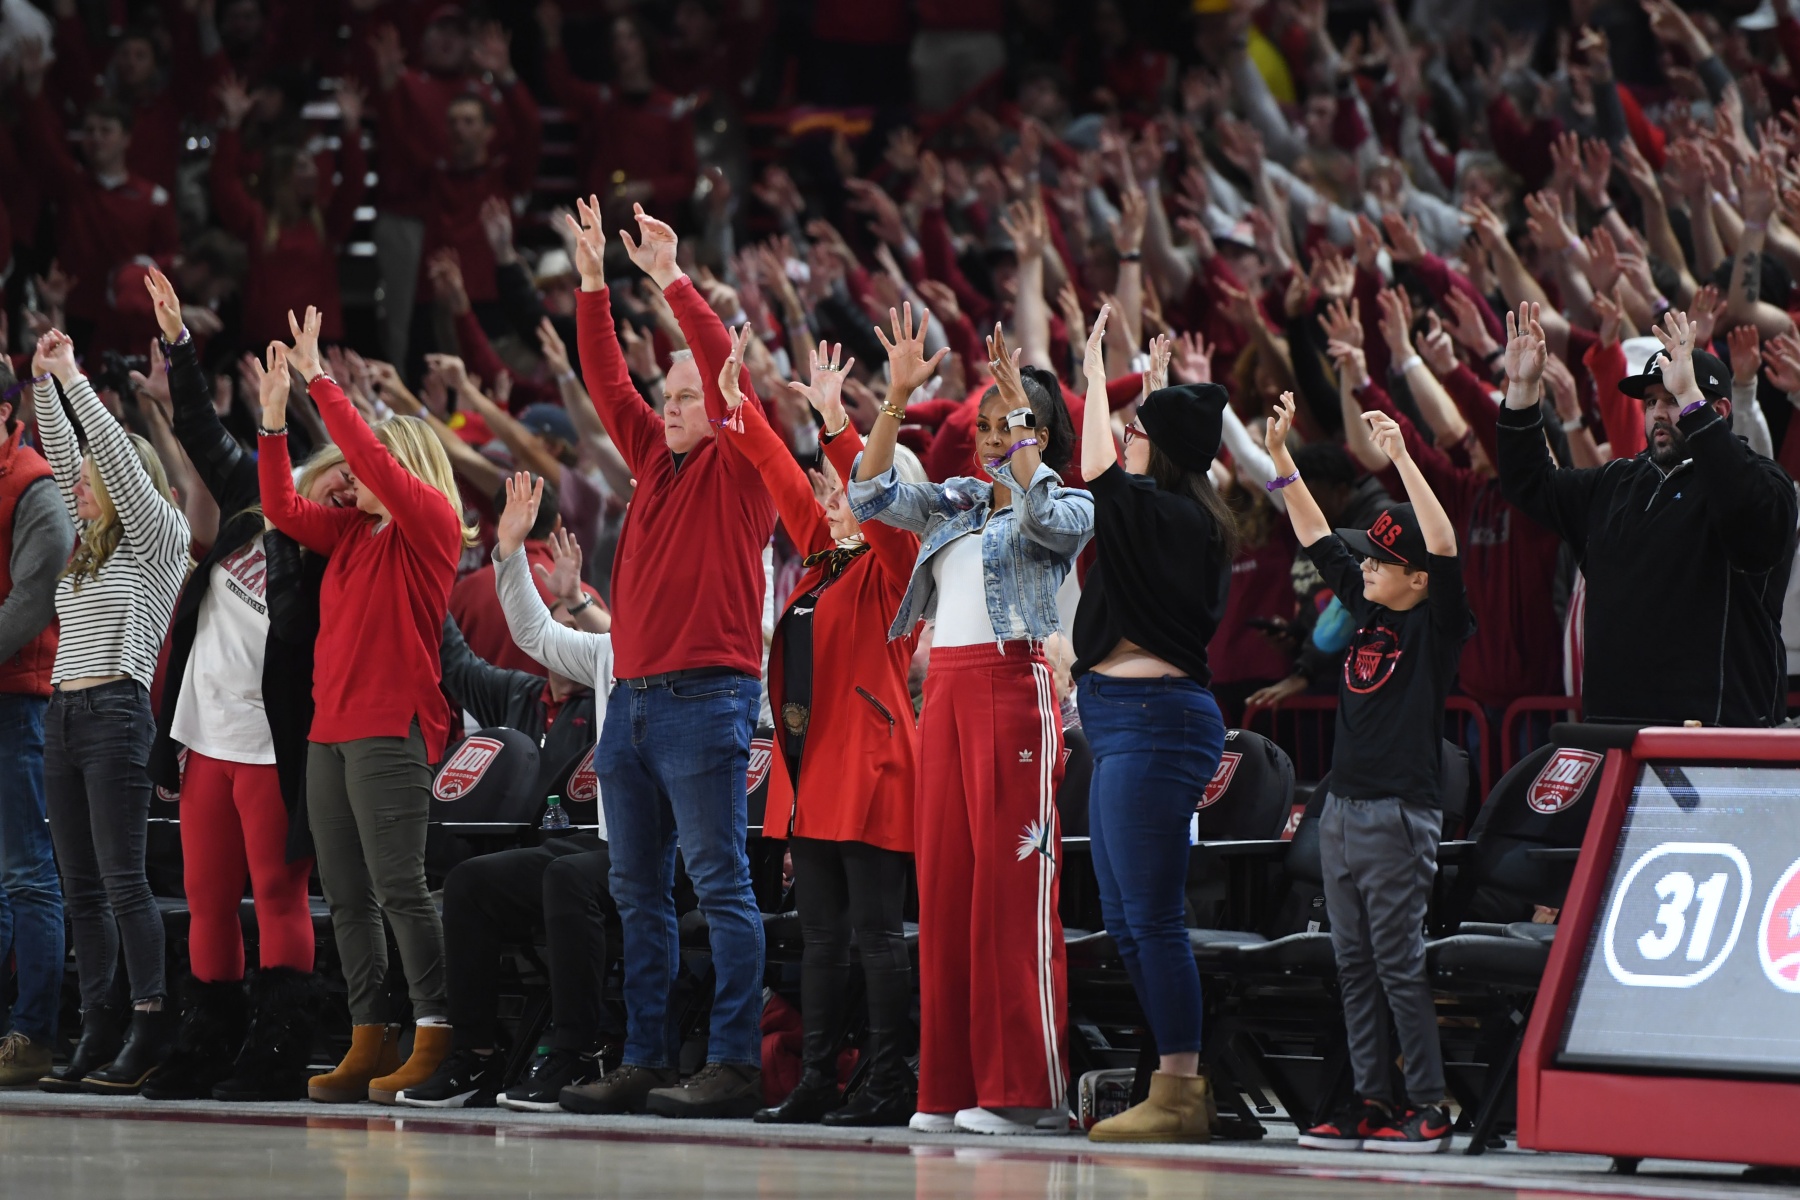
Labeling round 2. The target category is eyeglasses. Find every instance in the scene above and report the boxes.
[1123,422,1147,447]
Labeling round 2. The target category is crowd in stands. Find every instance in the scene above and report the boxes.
[2,0,1800,1152]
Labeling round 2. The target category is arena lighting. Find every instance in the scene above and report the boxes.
[1518,728,1800,1171]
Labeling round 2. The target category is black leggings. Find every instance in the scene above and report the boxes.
[788,837,911,1070]
[441,836,617,1053]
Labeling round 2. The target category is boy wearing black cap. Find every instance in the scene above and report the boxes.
[1264,391,1474,1154]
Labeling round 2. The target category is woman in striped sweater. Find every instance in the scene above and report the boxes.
[30,329,192,1095]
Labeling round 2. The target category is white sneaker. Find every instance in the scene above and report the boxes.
[909,1111,958,1132]
[953,1107,1073,1135]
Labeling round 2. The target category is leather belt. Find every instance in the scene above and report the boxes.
[618,667,755,691]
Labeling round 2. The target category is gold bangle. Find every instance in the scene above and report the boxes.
[879,402,907,422]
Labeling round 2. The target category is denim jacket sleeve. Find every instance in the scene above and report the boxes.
[991,461,1094,556]
[846,454,945,535]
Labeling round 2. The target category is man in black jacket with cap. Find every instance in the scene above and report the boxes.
[1496,303,1797,727]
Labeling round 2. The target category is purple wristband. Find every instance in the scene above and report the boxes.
[1680,398,1708,417]
[1266,470,1300,492]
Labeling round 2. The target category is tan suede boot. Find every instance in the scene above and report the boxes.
[367,1025,454,1105]
[1087,1071,1214,1143]
[308,1024,402,1104]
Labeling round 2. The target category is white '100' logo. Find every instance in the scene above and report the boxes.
[1602,842,1753,988]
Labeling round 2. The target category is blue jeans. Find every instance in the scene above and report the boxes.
[0,693,63,1041]
[1078,674,1226,1057]
[597,672,764,1068]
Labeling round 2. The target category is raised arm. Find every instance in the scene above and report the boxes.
[29,334,83,524]
[1264,391,1329,547]
[493,473,613,685]
[33,333,189,567]
[848,303,949,532]
[984,326,1093,555]
[1362,410,1456,556]
[1079,305,1117,483]
[717,325,831,558]
[1495,302,1603,546]
[566,197,663,474]
[255,341,355,556]
[147,268,258,513]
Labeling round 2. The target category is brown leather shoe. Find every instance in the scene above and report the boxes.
[308,1024,402,1104]
[1087,1072,1214,1144]
[559,1064,679,1115]
[368,1025,454,1105]
[645,1063,764,1119]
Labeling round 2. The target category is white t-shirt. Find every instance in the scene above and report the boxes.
[172,534,276,764]
[930,532,999,649]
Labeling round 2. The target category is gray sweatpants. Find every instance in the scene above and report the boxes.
[308,728,446,1025]
[1319,792,1445,1108]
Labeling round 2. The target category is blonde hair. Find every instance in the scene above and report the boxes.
[370,416,480,547]
[295,443,346,501]
[63,433,178,588]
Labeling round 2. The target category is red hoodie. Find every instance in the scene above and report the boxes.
[259,377,463,758]
[574,279,775,680]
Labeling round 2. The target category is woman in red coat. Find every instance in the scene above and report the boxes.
[715,329,922,1128]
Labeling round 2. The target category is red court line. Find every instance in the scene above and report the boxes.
[0,1102,1723,1200]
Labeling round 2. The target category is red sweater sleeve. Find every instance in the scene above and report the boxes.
[258,426,356,556]
[663,274,765,439]
[1411,253,1505,346]
[822,424,921,589]
[723,393,832,560]
[1584,339,1644,457]
[1106,373,1143,411]
[575,288,662,474]
[1617,85,1667,172]
[310,375,463,547]
[919,205,995,329]
[1487,92,1559,189]
[1352,265,1390,382]
[902,397,960,429]
[209,129,265,242]
[1443,362,1502,465]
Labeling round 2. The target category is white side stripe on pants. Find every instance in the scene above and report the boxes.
[1030,661,1065,1109]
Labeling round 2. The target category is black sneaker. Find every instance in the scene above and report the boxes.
[1297,1098,1393,1150]
[394,1049,502,1109]
[500,1048,606,1113]
[645,1062,763,1119]
[1362,1104,1453,1154]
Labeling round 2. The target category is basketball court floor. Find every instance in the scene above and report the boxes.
[3,1093,1795,1199]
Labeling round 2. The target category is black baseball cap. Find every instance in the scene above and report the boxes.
[1617,347,1731,403]
[1337,502,1426,568]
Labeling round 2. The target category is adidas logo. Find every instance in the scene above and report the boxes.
[1019,749,1034,763]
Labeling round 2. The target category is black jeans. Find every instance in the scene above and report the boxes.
[789,837,911,1070]
[44,680,164,1008]
[441,835,618,1053]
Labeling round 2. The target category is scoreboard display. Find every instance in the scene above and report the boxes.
[1558,764,1800,1078]
[1518,729,1800,1170]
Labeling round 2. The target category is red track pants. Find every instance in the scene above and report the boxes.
[180,751,315,982]
[915,641,1068,1113]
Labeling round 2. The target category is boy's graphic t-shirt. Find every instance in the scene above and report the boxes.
[1302,535,1475,808]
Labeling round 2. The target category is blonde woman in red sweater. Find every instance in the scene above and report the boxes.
[257,307,473,1106]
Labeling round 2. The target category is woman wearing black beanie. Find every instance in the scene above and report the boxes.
[1072,316,1238,1144]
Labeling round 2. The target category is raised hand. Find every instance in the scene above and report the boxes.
[1144,331,1172,395]
[1326,337,1368,388]
[1418,312,1458,376]
[1689,282,1726,347]
[1764,331,1800,393]
[1362,409,1408,462]
[1170,330,1213,384]
[33,329,78,383]
[875,303,948,397]
[1503,301,1547,386]
[479,196,514,260]
[287,306,324,381]
[1320,296,1363,349]
[216,72,253,130]
[537,316,571,375]
[143,266,185,343]
[337,78,367,129]
[1379,211,1426,264]
[1376,288,1416,360]
[786,340,856,433]
[1591,286,1626,348]
[424,353,469,393]
[1443,288,1500,358]
[533,529,586,607]
[1652,308,1700,400]
[618,202,682,289]
[130,339,173,421]
[718,322,753,411]
[984,321,1024,403]
[259,341,290,429]
[497,471,544,559]
[564,195,607,291]
[1265,391,1298,458]
[1084,304,1111,381]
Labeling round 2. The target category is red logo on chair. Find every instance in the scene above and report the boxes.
[1758,857,1800,993]
[566,761,599,803]
[433,737,504,801]
[1526,748,1602,814]
[1197,752,1242,811]
[746,738,774,792]
[156,747,189,803]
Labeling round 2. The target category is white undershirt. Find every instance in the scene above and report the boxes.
[172,534,276,764]
[929,532,999,648]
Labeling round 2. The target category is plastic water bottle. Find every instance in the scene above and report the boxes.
[541,794,571,832]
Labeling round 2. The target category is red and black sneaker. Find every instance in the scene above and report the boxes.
[1297,1098,1393,1150]
[1363,1104,1453,1154]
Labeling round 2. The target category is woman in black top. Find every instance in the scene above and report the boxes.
[1073,312,1237,1144]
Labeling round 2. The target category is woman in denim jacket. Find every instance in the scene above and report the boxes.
[850,308,1093,1137]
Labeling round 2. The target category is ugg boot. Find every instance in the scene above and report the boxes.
[213,969,322,1102]
[141,979,249,1100]
[367,1024,454,1105]
[1087,1071,1214,1144]
[308,1024,403,1104]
